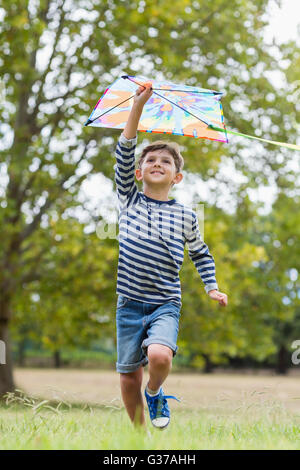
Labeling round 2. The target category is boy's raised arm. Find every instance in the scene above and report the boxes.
[123,82,153,139]
[114,82,153,208]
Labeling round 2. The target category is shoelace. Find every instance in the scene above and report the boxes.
[157,395,180,418]
[147,393,180,418]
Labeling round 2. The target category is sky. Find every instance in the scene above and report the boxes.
[264,0,300,44]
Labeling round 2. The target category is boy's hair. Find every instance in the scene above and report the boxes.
[137,141,184,174]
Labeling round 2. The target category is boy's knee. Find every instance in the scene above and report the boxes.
[147,344,173,368]
[120,369,143,389]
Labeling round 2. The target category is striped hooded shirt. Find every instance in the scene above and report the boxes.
[114,133,219,305]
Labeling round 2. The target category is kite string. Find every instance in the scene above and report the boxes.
[209,125,300,151]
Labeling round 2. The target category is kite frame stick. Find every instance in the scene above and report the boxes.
[121,75,222,95]
[85,94,135,126]
[124,76,212,127]
[152,89,222,95]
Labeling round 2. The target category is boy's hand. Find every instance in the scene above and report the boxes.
[123,81,153,139]
[208,289,228,307]
[133,81,153,108]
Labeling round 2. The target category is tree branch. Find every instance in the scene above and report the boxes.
[19,246,49,270]
[17,151,88,247]
[200,4,228,28]
[39,0,53,24]
[31,2,66,120]
[18,195,55,246]
[20,271,42,285]
[36,79,93,107]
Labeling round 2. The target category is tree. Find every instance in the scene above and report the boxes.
[258,193,300,374]
[10,217,118,368]
[179,200,276,370]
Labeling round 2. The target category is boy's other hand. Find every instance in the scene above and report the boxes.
[134,81,153,107]
[208,289,228,307]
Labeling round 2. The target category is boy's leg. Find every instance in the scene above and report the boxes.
[141,303,180,428]
[116,296,148,427]
[144,343,178,429]
[147,344,173,392]
[120,366,146,427]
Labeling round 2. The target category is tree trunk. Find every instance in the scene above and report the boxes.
[53,350,61,368]
[202,353,214,373]
[0,317,15,397]
[276,345,289,375]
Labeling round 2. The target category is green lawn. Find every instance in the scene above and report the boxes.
[1,392,300,450]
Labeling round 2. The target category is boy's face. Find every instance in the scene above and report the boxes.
[135,149,183,188]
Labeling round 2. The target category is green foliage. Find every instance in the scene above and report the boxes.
[10,219,119,352]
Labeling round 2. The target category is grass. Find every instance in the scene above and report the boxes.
[1,388,300,450]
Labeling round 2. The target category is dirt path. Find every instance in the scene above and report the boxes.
[13,368,300,414]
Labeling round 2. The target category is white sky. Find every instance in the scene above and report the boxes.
[265,0,300,44]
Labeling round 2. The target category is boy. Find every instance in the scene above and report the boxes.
[114,82,228,429]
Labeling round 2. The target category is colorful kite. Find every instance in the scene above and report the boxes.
[85,75,300,151]
[85,75,228,144]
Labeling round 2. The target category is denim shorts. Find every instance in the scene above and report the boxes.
[116,295,181,374]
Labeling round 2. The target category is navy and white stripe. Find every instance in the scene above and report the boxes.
[114,133,218,305]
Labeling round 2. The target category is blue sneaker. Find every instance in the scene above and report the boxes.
[144,387,180,429]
